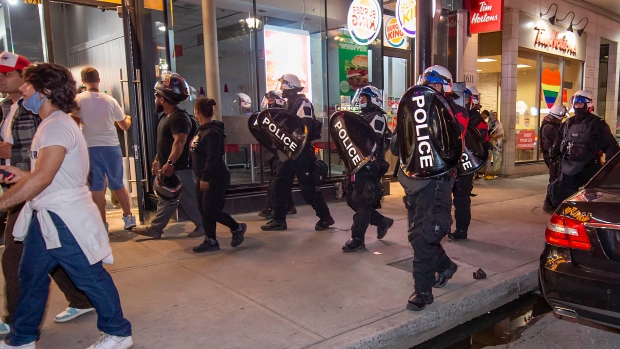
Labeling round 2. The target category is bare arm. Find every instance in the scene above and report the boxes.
[116,115,132,131]
[160,132,188,176]
[0,146,65,210]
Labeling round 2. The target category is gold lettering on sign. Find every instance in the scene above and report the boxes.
[23,0,41,4]
[534,27,577,56]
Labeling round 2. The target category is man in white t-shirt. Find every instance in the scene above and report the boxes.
[0,63,132,349]
[72,67,135,231]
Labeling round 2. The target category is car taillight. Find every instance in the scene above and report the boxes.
[545,213,591,250]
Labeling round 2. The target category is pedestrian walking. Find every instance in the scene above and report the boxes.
[190,97,246,253]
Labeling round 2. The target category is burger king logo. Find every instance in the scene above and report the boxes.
[347,0,381,46]
[396,0,416,38]
[384,17,405,47]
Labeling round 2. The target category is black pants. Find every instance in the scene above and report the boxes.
[543,155,560,206]
[408,175,454,293]
[272,146,330,221]
[452,173,474,233]
[2,203,92,324]
[346,169,385,240]
[195,172,239,240]
[551,161,601,207]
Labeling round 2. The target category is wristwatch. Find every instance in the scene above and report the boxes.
[167,160,174,167]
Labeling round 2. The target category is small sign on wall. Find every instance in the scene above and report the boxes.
[467,0,503,34]
[517,130,536,149]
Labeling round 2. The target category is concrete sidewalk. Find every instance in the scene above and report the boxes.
[1,175,552,349]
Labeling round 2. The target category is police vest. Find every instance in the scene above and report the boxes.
[563,116,597,163]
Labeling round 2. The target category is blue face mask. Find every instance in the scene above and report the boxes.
[23,92,46,114]
[360,103,367,109]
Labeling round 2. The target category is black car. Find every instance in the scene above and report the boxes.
[540,151,620,329]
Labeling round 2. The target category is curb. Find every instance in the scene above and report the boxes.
[307,260,540,349]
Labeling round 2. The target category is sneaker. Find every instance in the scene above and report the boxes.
[0,322,9,335]
[315,216,335,231]
[0,341,36,349]
[483,175,495,180]
[377,217,394,240]
[131,226,163,239]
[87,333,133,349]
[258,208,273,219]
[434,262,458,288]
[193,238,220,253]
[188,227,205,238]
[342,238,365,252]
[231,223,246,247]
[54,307,95,323]
[261,219,287,231]
[122,215,136,230]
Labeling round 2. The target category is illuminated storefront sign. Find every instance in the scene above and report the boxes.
[468,0,503,34]
[518,13,586,61]
[263,25,312,101]
[383,16,407,48]
[347,0,382,45]
[396,0,416,38]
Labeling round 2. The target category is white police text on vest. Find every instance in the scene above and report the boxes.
[411,95,433,168]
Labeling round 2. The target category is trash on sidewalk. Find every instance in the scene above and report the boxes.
[473,268,487,279]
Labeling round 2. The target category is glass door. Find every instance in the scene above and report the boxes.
[382,52,409,176]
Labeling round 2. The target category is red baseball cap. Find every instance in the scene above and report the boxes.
[0,52,31,73]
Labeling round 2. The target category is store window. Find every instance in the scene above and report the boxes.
[515,49,539,162]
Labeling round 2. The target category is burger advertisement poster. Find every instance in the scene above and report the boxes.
[338,35,370,96]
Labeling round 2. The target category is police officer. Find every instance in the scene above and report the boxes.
[540,104,567,213]
[449,85,488,241]
[549,90,619,207]
[405,65,460,311]
[261,74,334,231]
[257,90,296,219]
[342,86,394,252]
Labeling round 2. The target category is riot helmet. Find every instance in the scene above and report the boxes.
[277,73,304,99]
[464,85,480,110]
[154,72,190,105]
[352,85,383,112]
[236,93,252,109]
[261,90,285,109]
[549,104,567,120]
[571,90,594,113]
[153,173,183,201]
[418,65,453,94]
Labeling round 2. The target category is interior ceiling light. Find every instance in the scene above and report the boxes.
[517,64,531,68]
[477,69,482,72]
[477,58,497,63]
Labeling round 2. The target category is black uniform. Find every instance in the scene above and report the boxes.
[190,120,242,248]
[451,107,488,239]
[343,108,392,251]
[540,115,562,183]
[264,93,332,230]
[549,110,620,207]
[406,97,464,310]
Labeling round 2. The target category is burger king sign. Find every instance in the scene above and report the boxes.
[347,0,381,46]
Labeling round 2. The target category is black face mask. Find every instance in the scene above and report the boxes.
[282,89,298,99]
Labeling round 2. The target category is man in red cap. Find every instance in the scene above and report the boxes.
[0,52,93,335]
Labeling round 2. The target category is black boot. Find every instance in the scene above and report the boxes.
[231,223,247,247]
[377,217,394,239]
[287,205,297,214]
[315,216,335,231]
[261,219,287,231]
[448,229,468,240]
[406,291,434,311]
[435,262,458,288]
[342,238,365,252]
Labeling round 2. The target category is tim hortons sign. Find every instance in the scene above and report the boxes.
[468,0,503,34]
[518,13,586,61]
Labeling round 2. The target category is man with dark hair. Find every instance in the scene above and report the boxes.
[73,66,136,231]
[0,62,132,349]
[132,71,204,239]
[0,52,94,335]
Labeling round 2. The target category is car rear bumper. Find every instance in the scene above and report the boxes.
[540,244,620,329]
